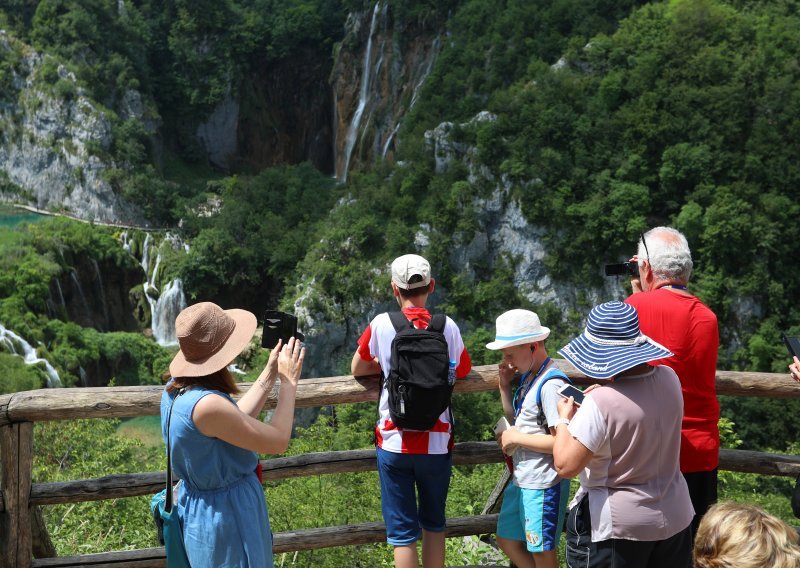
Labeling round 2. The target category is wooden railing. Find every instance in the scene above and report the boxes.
[1,362,799,567]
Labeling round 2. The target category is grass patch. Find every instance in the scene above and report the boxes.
[117,415,163,447]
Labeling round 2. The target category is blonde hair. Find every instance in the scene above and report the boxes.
[694,501,800,568]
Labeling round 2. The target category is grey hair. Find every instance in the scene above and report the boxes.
[638,227,693,283]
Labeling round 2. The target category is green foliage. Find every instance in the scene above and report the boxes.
[33,418,165,554]
[179,162,338,306]
[0,352,46,393]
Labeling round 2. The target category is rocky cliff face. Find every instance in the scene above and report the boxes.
[294,111,625,380]
[331,2,441,181]
[234,46,335,174]
[0,32,145,225]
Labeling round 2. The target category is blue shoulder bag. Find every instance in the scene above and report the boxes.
[150,389,191,567]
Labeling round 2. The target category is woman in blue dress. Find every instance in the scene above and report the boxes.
[160,302,305,567]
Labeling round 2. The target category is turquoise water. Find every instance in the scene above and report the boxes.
[0,205,45,229]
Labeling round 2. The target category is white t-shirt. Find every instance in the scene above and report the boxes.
[567,366,694,542]
[356,307,471,454]
[512,368,567,489]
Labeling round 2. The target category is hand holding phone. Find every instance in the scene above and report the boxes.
[783,334,800,359]
[493,416,517,455]
[557,384,585,406]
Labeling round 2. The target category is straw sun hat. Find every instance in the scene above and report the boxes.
[557,301,673,380]
[169,302,257,378]
[486,309,551,350]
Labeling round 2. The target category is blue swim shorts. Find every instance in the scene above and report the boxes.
[496,479,570,552]
[375,447,452,546]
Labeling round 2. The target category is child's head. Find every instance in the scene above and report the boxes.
[693,501,800,568]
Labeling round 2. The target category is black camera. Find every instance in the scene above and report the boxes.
[261,310,305,348]
[604,261,640,278]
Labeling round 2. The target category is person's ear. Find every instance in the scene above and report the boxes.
[428,278,436,294]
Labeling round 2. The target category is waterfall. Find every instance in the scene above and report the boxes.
[53,278,67,313]
[382,123,401,158]
[151,279,187,346]
[339,1,382,183]
[0,324,62,387]
[70,269,91,315]
[79,365,88,387]
[91,258,110,331]
[125,232,188,346]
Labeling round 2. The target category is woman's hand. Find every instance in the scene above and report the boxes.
[498,361,516,388]
[557,396,578,421]
[790,356,800,383]
[278,337,305,387]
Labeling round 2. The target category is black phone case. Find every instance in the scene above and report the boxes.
[784,334,800,359]
[262,311,296,348]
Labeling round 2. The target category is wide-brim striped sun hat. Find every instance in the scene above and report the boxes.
[557,301,673,380]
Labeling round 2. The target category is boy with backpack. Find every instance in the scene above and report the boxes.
[351,254,472,568]
[487,309,571,568]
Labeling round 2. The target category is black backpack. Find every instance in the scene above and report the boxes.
[385,312,453,431]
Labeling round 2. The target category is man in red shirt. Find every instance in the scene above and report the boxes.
[625,227,719,537]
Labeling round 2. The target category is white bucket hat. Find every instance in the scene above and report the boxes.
[486,309,551,350]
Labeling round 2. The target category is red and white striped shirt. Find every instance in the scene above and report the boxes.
[356,307,472,454]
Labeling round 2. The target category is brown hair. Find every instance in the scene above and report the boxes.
[165,367,240,395]
[694,501,800,568]
[397,276,432,299]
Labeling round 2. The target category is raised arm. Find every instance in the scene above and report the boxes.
[194,338,305,455]
[237,339,282,418]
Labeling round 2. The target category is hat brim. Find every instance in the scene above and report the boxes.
[169,309,257,378]
[486,328,551,350]
[557,333,673,380]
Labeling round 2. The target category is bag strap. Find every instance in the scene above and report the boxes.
[535,369,571,428]
[388,311,412,332]
[388,311,446,332]
[428,313,446,333]
[165,388,185,513]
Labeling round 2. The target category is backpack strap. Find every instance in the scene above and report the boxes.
[428,313,446,333]
[535,368,571,428]
[388,311,412,332]
[389,311,446,332]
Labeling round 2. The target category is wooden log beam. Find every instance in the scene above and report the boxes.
[720,448,800,477]
[21,444,800,508]
[2,363,798,426]
[0,422,34,568]
[31,547,166,567]
[27,443,504,506]
[29,515,500,567]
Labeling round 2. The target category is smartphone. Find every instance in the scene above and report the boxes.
[493,416,511,436]
[557,384,585,406]
[604,261,639,278]
[261,310,305,348]
[493,416,517,455]
[783,334,800,359]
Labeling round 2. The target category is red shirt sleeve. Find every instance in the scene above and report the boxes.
[456,349,472,378]
[356,325,373,361]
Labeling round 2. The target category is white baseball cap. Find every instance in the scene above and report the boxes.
[391,254,431,290]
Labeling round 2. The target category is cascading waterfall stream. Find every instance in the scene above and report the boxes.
[0,324,62,387]
[91,258,111,331]
[339,1,382,182]
[127,232,187,346]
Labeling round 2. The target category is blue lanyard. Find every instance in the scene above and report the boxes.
[512,357,551,418]
[660,284,688,290]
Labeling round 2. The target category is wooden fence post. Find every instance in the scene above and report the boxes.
[0,422,34,568]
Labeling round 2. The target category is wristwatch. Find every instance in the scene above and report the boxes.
[552,418,570,427]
